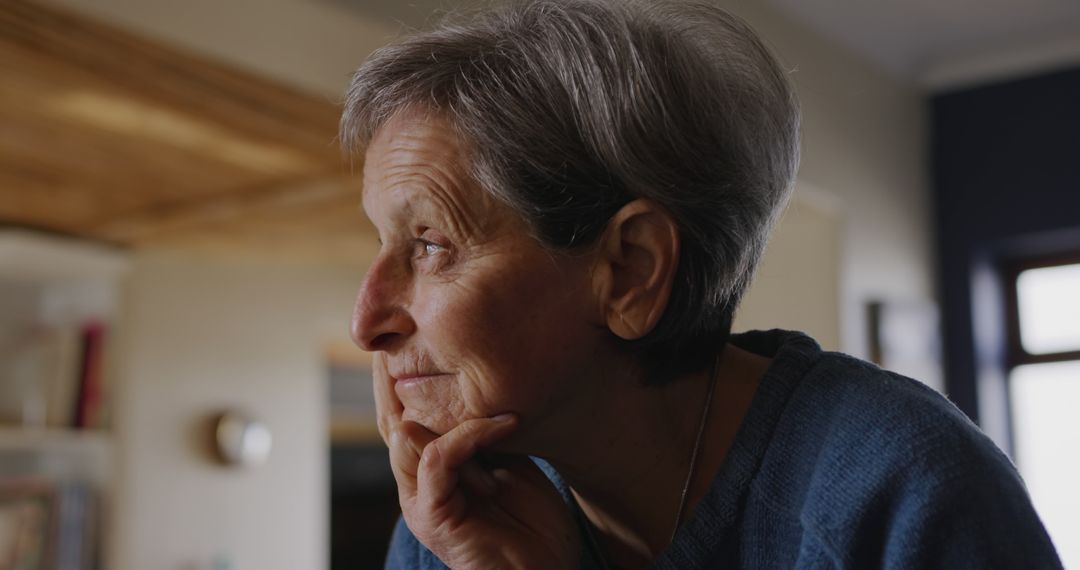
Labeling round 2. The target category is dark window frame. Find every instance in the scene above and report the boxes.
[1002,252,1080,370]
[1001,252,1080,460]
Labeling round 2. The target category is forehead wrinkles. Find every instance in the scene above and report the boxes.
[362,115,498,240]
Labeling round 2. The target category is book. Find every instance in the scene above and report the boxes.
[73,323,106,430]
[0,478,101,570]
[0,478,57,570]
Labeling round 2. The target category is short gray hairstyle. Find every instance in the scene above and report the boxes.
[341,0,800,382]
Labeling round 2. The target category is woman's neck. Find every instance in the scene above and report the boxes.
[534,343,772,568]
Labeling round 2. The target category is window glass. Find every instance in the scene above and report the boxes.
[1017,263,1080,354]
[1010,361,1080,567]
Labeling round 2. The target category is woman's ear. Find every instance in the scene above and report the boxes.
[591,199,680,340]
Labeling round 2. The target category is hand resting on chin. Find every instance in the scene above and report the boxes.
[373,353,581,569]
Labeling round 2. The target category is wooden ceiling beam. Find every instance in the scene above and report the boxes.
[0,0,373,258]
[88,174,365,243]
[0,1,342,155]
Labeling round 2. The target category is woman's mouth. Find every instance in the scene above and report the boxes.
[392,372,452,388]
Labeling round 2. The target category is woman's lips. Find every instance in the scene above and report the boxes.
[392,372,452,388]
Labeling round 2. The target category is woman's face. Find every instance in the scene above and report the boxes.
[352,110,605,440]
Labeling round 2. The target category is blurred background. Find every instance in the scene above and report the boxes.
[0,0,1077,568]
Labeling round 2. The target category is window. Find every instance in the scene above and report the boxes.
[1005,257,1080,567]
[1016,263,1080,354]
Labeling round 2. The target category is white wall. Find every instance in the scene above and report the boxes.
[724,0,932,358]
[736,190,843,350]
[111,251,362,570]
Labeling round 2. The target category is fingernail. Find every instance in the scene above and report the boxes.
[493,413,514,423]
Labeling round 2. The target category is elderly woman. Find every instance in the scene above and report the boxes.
[341,1,1061,568]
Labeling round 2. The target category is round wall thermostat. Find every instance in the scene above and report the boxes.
[213,411,272,468]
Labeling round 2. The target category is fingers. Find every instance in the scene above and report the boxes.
[371,352,520,522]
[371,353,403,442]
[417,414,518,510]
[386,420,437,503]
[372,352,428,505]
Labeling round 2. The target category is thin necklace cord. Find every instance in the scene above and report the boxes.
[670,356,719,542]
[577,355,720,569]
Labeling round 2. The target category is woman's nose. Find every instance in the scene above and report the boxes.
[350,259,415,351]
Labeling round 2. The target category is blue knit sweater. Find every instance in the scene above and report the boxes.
[385,329,1062,569]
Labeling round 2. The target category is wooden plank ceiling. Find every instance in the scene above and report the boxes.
[0,0,376,264]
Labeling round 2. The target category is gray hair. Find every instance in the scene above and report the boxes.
[341,0,800,382]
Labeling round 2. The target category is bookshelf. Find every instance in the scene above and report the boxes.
[0,429,112,483]
[0,229,128,568]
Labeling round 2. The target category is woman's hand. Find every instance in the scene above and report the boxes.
[373,354,581,569]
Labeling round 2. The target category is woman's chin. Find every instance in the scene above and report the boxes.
[401,408,460,436]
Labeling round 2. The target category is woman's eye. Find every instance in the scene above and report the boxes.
[413,239,448,261]
[410,231,452,270]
